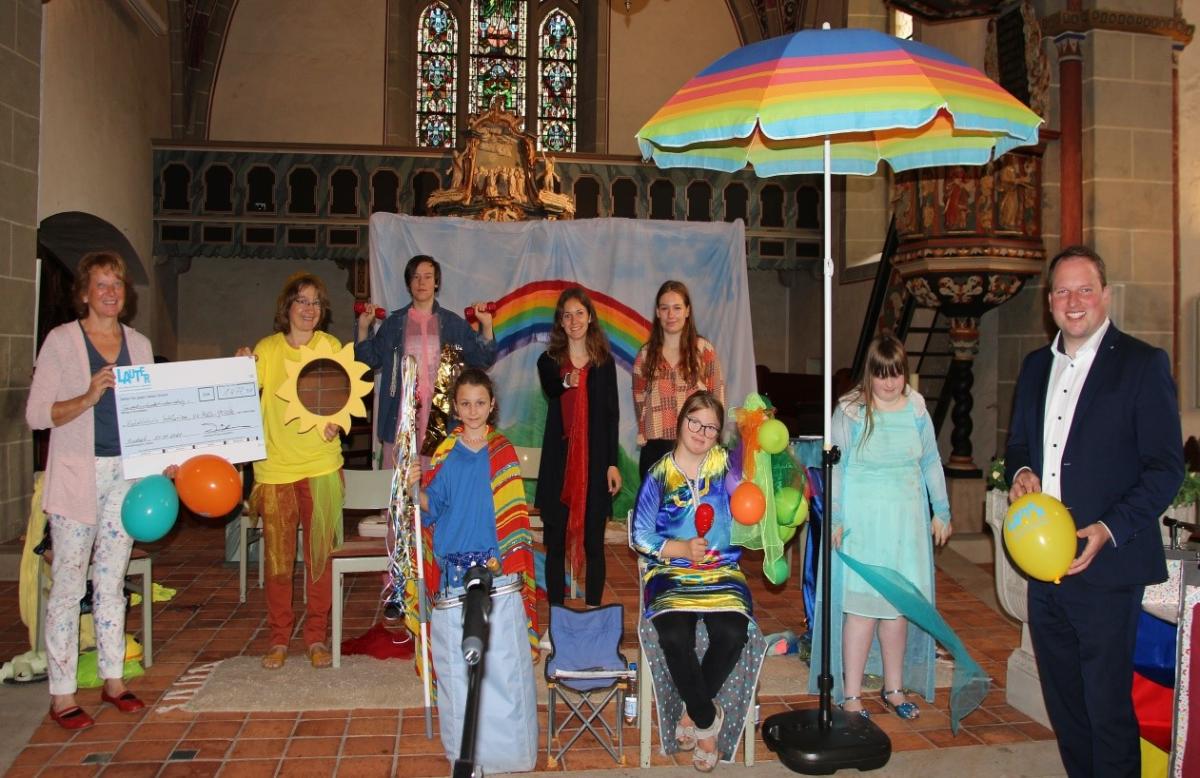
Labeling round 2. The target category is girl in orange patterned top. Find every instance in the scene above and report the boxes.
[632,280,725,481]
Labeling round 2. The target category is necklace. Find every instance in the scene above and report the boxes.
[461,431,487,447]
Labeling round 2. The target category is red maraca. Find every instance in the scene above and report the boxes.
[354,301,386,320]
[695,503,714,537]
[464,301,498,324]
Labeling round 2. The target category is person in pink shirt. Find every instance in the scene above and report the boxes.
[26,251,154,730]
[354,255,497,470]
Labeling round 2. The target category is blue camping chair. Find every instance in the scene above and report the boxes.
[545,604,636,767]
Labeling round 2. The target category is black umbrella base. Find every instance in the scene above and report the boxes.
[762,709,892,774]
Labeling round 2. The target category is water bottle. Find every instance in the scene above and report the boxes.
[623,662,638,724]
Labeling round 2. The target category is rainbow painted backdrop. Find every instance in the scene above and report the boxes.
[491,280,652,372]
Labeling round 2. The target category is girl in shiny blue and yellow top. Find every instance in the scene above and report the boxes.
[631,391,751,772]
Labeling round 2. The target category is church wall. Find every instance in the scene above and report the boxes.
[39,0,171,339]
[997,29,1061,450]
[1081,29,1175,357]
[207,0,386,145]
[1179,0,1200,441]
[175,258,358,361]
[0,0,39,541]
[606,0,742,157]
[832,0,889,386]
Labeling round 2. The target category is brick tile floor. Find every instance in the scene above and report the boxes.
[2,520,1047,776]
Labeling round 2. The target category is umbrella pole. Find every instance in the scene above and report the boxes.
[819,135,835,729]
[760,134,889,774]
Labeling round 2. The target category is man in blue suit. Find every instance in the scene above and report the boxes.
[1005,245,1184,778]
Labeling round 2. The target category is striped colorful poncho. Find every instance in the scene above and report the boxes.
[421,426,539,657]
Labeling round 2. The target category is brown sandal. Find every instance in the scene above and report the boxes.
[261,645,288,670]
[307,642,333,669]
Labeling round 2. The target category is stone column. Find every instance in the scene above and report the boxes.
[946,316,982,475]
[1055,32,1084,246]
[0,0,40,541]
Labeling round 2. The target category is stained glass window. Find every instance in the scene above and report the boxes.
[417,2,458,148]
[469,0,527,118]
[537,9,576,152]
[415,2,581,150]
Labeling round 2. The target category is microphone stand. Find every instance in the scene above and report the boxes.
[452,566,493,778]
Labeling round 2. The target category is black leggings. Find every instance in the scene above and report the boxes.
[542,500,607,606]
[652,611,749,730]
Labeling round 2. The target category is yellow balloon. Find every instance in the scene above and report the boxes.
[1003,493,1078,583]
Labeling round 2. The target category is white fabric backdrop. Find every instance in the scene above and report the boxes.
[367,213,756,495]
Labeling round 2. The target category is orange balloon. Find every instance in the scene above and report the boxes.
[730,481,766,525]
[176,454,241,518]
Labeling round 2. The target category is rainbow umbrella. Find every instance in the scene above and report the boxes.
[636,25,1041,179]
[637,26,1042,756]
[635,24,1043,443]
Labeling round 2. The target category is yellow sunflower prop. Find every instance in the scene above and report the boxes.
[276,340,373,433]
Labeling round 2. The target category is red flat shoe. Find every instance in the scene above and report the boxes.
[100,690,146,713]
[49,705,95,730]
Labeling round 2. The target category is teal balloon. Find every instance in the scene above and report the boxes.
[774,486,802,525]
[121,475,179,542]
[758,419,789,455]
[764,556,791,585]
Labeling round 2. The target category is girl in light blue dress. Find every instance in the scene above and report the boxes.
[813,333,951,720]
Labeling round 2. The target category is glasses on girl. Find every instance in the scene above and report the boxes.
[685,416,720,439]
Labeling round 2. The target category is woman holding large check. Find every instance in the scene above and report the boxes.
[240,272,345,671]
[26,251,154,730]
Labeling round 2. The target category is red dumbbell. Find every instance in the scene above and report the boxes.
[464,301,498,324]
[354,301,386,320]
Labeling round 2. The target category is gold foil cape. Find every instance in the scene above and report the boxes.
[420,343,464,457]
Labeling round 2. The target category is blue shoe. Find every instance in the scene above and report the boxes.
[838,695,870,719]
[881,689,920,720]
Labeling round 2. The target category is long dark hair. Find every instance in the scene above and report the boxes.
[453,367,499,426]
[546,287,612,368]
[846,333,908,445]
[641,280,701,385]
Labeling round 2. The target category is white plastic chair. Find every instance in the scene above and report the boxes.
[330,468,397,668]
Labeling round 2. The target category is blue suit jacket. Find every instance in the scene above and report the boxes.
[1004,324,1183,589]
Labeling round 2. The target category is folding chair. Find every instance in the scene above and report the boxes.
[545,603,636,768]
[628,523,760,767]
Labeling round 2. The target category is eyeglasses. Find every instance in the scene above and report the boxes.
[685,416,720,439]
[293,297,322,309]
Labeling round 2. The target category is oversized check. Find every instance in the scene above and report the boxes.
[113,357,266,479]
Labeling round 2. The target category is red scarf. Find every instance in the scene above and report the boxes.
[561,365,590,581]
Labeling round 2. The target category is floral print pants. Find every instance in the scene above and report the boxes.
[46,456,134,695]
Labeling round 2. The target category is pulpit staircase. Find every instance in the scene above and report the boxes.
[850,217,953,435]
